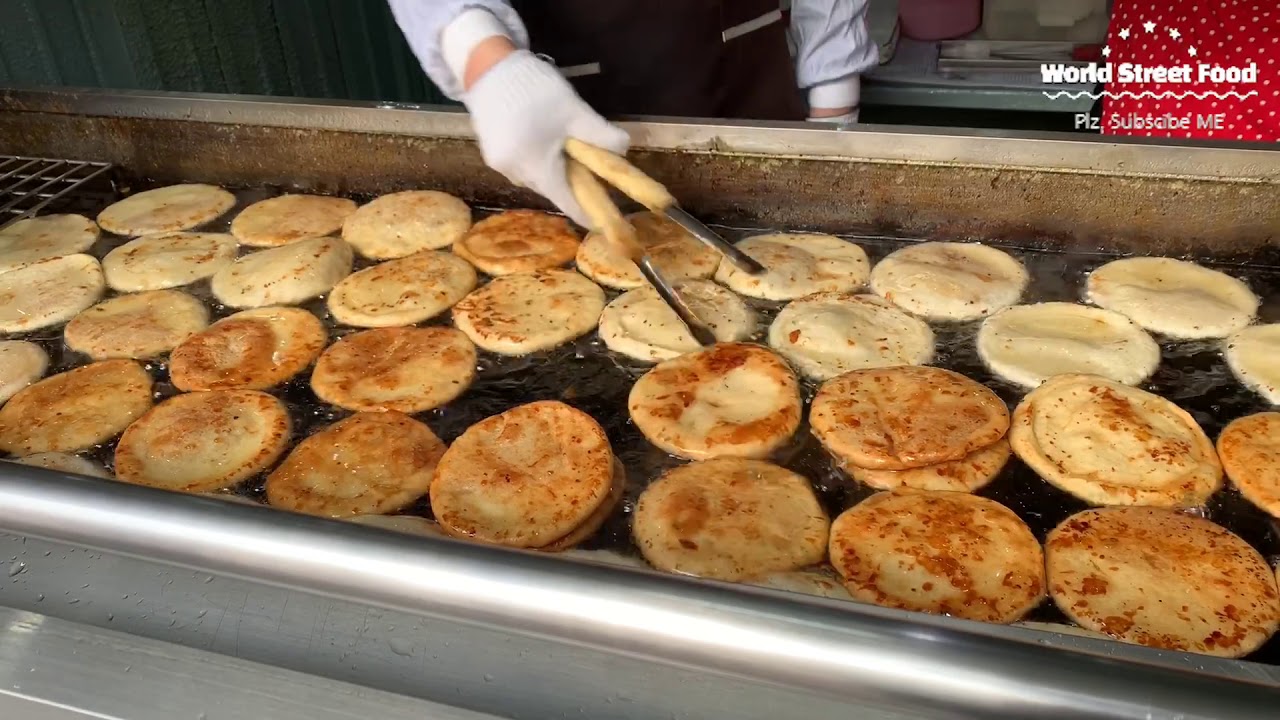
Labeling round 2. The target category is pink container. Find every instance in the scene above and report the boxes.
[898,0,983,41]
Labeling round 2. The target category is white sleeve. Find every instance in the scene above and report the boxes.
[387,1,530,100]
[789,0,879,110]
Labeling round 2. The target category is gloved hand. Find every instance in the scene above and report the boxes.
[462,50,630,227]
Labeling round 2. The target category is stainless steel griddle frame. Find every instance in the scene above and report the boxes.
[0,88,1278,720]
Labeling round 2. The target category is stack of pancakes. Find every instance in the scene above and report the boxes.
[811,365,1012,493]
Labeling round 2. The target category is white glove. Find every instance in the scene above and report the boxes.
[461,50,630,227]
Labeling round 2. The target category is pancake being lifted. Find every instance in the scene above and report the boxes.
[598,280,754,363]
[211,236,353,308]
[829,490,1045,624]
[766,293,935,381]
[0,359,152,455]
[64,289,209,360]
[101,232,238,292]
[1009,374,1221,507]
[1224,324,1280,405]
[1217,412,1280,519]
[169,307,326,391]
[97,184,236,236]
[326,250,477,327]
[342,190,472,259]
[715,233,870,301]
[977,303,1161,388]
[1086,257,1258,339]
[1046,507,1280,657]
[0,254,104,333]
[576,211,720,289]
[811,366,1009,471]
[632,458,829,582]
[267,412,445,517]
[230,194,357,247]
[430,401,616,548]
[0,341,48,405]
[452,269,605,355]
[0,214,99,274]
[452,210,579,275]
[115,390,290,494]
[629,343,802,460]
[311,327,477,413]
[869,242,1028,321]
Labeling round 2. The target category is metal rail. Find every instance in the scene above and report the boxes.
[0,154,112,230]
[0,466,1275,720]
[2,87,1277,183]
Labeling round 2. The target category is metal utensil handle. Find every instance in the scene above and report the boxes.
[663,206,768,276]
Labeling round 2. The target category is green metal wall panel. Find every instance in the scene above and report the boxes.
[0,0,450,104]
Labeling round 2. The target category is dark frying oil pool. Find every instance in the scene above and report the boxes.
[8,180,1280,663]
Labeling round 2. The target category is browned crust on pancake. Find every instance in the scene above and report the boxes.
[1046,507,1280,657]
[538,459,626,552]
[1009,374,1222,507]
[114,390,290,493]
[811,366,1010,471]
[170,307,326,391]
[829,490,1044,623]
[632,458,830,581]
[310,326,476,413]
[628,343,802,460]
[0,359,153,454]
[266,412,444,517]
[431,401,614,548]
[453,210,579,275]
[1217,412,1280,519]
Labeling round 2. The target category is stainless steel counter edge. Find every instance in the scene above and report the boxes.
[0,606,507,720]
[2,87,1276,183]
[0,467,1276,719]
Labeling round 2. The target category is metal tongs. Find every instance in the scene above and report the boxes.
[564,140,765,347]
[564,139,766,276]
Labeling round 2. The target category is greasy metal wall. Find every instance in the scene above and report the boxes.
[0,0,448,104]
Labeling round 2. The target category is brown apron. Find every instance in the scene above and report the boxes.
[509,0,805,121]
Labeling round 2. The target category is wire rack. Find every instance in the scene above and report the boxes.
[0,155,114,231]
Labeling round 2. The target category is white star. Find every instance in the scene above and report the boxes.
[1144,21,1157,33]
[1169,27,1182,40]
[1189,46,1198,57]
[1102,46,1112,57]
[1119,27,1131,40]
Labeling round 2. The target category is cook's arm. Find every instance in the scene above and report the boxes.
[386,0,529,100]
[387,1,628,227]
[790,0,879,123]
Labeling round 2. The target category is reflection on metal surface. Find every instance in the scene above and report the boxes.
[0,607,503,720]
[0,466,1276,719]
